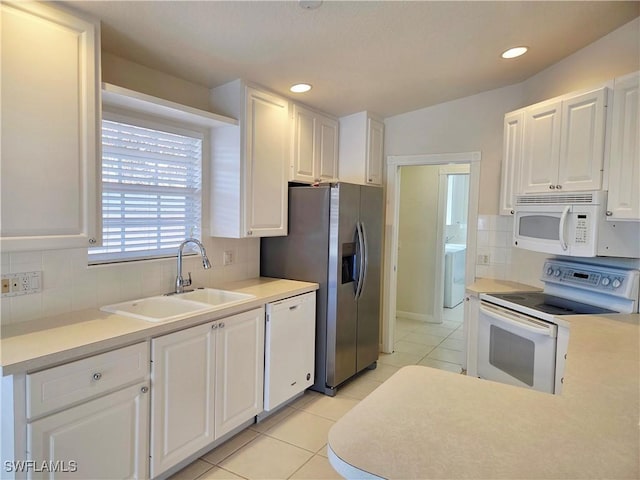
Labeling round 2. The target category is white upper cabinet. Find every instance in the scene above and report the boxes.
[339,111,385,185]
[291,104,339,183]
[499,111,524,215]
[210,81,289,238]
[520,87,608,194]
[0,2,100,251]
[558,88,607,191]
[606,71,640,220]
[521,99,562,193]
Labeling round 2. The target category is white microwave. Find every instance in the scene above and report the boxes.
[513,191,640,258]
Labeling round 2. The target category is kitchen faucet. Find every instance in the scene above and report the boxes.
[175,238,211,294]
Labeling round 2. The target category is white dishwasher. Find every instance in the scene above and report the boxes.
[264,292,316,411]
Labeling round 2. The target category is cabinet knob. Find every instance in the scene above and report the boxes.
[510,210,514,215]
[212,323,218,329]
[549,185,556,189]
[219,322,225,328]
[606,211,613,216]
[556,185,562,190]
[141,386,149,394]
[88,238,97,245]
[247,231,253,236]
[92,372,102,381]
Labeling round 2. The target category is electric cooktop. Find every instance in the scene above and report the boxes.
[486,291,616,316]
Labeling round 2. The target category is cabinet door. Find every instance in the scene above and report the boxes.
[607,73,639,220]
[244,87,289,237]
[463,295,480,375]
[0,2,99,252]
[558,88,607,191]
[500,111,524,215]
[521,99,562,193]
[264,293,316,411]
[150,323,216,478]
[316,115,339,182]
[215,308,265,439]
[291,104,317,183]
[28,382,149,480]
[366,118,384,185]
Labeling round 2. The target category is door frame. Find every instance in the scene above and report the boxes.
[381,152,481,353]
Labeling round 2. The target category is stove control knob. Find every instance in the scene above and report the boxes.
[546,267,554,276]
[554,269,562,277]
[601,277,611,287]
[612,278,622,289]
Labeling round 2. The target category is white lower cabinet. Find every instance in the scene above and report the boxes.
[27,383,150,480]
[214,310,265,438]
[150,308,265,478]
[264,293,316,411]
[24,342,150,480]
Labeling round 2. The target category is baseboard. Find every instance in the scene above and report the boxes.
[396,310,441,324]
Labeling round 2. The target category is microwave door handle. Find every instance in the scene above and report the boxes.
[480,304,557,337]
[559,206,570,251]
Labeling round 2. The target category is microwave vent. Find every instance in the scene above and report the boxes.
[515,192,598,205]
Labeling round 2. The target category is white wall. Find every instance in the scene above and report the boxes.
[396,165,440,320]
[1,57,259,326]
[384,18,640,286]
[102,53,211,110]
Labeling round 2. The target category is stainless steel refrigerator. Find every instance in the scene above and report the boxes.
[261,182,383,396]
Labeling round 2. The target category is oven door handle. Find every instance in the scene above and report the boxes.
[480,303,558,338]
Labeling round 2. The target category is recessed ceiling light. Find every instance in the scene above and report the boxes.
[501,46,528,59]
[290,83,312,93]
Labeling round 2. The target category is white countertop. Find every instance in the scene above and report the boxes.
[328,312,640,479]
[1,278,317,376]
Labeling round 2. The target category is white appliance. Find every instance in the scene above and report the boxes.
[470,259,640,394]
[444,244,466,308]
[264,292,316,411]
[513,191,640,258]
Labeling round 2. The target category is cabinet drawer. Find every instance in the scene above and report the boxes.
[27,342,149,419]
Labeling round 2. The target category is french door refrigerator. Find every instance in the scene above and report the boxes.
[261,182,383,396]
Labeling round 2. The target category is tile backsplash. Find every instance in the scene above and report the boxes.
[475,214,546,287]
[1,237,259,325]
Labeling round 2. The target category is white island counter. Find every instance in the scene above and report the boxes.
[328,312,639,479]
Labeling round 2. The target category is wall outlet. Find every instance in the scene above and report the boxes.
[223,250,234,266]
[2,271,42,297]
[477,254,490,265]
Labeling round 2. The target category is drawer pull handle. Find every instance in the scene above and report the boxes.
[141,386,149,394]
[289,305,298,310]
[92,372,102,381]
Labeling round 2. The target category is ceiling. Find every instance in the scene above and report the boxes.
[61,1,639,118]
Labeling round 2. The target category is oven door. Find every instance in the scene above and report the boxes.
[477,301,558,393]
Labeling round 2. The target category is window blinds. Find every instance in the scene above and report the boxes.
[90,119,203,263]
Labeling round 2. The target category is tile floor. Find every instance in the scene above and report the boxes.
[169,304,464,480]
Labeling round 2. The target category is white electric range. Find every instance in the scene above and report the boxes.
[469,259,639,394]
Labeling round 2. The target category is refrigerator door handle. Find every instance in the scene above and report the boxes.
[359,221,368,296]
[355,222,366,299]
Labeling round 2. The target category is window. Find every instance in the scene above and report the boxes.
[89,115,203,263]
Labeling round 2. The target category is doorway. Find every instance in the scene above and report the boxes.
[381,152,481,354]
